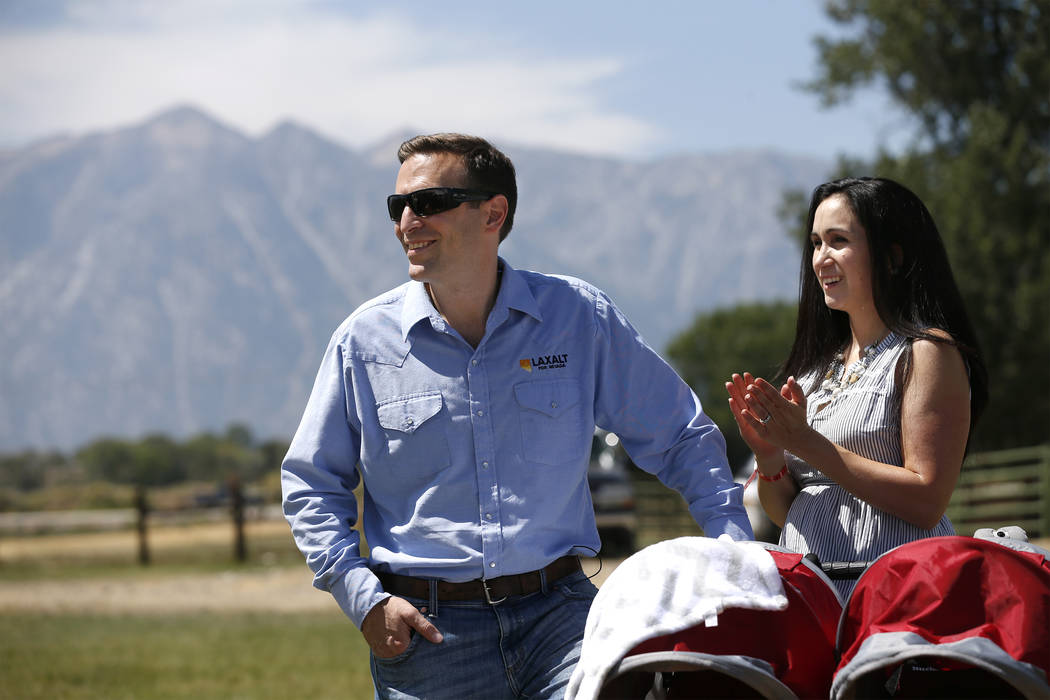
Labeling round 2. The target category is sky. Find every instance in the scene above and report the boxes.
[0,0,911,160]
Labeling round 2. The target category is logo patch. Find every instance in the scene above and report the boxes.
[520,353,568,371]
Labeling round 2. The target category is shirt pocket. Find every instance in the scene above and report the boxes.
[514,379,586,465]
[375,392,451,472]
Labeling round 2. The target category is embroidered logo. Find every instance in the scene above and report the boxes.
[520,353,568,371]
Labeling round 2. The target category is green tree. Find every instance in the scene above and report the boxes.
[802,0,1049,449]
[666,301,797,472]
[76,438,137,484]
[181,426,267,483]
[182,432,224,481]
[0,450,68,491]
[76,434,185,486]
[131,433,186,486]
[224,423,255,449]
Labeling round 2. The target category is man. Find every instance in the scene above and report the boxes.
[282,133,753,699]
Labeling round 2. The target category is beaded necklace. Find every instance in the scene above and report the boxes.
[818,333,893,399]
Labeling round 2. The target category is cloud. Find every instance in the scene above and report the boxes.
[0,3,661,155]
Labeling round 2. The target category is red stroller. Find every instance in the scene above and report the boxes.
[569,533,1050,700]
[831,534,1050,699]
[567,539,844,699]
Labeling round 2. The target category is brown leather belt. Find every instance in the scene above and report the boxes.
[376,556,582,603]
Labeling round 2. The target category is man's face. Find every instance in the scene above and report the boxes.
[393,152,490,289]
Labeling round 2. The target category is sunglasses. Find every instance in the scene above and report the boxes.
[387,187,496,222]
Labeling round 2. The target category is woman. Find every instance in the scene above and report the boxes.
[726,177,987,597]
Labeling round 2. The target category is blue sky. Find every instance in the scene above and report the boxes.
[0,0,910,159]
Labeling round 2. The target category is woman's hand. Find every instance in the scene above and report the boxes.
[727,373,800,527]
[737,375,811,453]
[726,372,784,464]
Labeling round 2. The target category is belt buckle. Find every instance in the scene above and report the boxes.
[482,579,507,606]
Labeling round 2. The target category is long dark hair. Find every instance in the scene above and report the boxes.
[782,177,988,437]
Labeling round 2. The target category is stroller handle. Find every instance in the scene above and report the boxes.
[802,553,872,580]
[820,561,873,579]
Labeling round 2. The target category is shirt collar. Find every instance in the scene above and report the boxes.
[399,258,543,342]
[497,258,543,323]
[401,281,436,342]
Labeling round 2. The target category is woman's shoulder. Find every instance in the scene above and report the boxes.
[902,329,970,394]
[907,329,964,364]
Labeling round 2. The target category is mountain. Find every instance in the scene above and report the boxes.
[0,105,828,451]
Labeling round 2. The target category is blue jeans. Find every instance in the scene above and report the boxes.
[370,570,598,699]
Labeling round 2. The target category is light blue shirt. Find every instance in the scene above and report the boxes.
[282,259,752,627]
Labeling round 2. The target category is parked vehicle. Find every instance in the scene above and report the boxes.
[588,430,638,555]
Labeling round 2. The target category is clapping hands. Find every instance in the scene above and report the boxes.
[725,373,808,460]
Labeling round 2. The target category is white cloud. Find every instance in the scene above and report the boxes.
[0,4,661,155]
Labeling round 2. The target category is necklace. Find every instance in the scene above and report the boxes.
[819,339,881,398]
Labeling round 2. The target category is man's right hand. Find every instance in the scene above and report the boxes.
[361,596,444,659]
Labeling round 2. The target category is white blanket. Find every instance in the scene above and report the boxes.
[566,535,788,700]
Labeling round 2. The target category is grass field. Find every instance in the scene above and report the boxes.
[1,517,380,699]
[4,515,1045,698]
[0,517,614,699]
[0,611,373,700]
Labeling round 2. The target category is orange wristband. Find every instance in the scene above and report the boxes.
[744,464,788,489]
[758,465,788,482]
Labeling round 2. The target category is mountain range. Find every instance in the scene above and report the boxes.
[0,105,828,451]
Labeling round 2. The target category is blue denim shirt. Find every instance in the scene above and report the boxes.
[282,259,752,627]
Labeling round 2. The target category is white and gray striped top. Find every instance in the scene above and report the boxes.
[779,331,954,599]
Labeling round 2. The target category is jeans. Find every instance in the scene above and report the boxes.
[370,569,598,699]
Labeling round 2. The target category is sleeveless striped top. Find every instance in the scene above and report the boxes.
[779,331,954,599]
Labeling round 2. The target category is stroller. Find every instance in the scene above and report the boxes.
[567,531,1050,700]
[831,532,1050,698]
[567,537,844,699]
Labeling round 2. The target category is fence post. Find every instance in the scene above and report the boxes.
[1042,445,1050,538]
[135,484,150,566]
[229,473,246,563]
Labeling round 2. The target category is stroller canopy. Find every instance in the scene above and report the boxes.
[832,535,1050,699]
[567,538,843,700]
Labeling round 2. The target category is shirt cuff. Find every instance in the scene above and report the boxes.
[701,514,754,541]
[328,568,392,629]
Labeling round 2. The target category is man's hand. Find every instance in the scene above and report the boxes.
[361,596,444,659]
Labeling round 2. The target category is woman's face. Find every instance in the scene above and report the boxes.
[810,195,876,318]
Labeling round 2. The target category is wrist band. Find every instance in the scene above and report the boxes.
[743,463,788,489]
[759,465,789,482]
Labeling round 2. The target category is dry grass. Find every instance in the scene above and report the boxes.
[0,517,616,614]
[2,517,1044,615]
[1,518,291,560]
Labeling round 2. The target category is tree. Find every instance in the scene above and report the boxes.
[666,301,797,472]
[182,426,266,483]
[0,450,68,491]
[76,438,138,484]
[802,0,1049,449]
[76,434,185,486]
[131,434,186,486]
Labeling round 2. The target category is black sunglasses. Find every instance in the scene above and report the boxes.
[387,187,496,222]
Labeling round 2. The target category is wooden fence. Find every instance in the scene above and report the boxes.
[633,479,702,547]
[946,444,1050,539]
[633,444,1050,544]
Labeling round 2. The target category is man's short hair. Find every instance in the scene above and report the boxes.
[398,133,517,241]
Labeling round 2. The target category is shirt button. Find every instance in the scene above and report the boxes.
[471,359,478,366]
[485,513,493,520]
[550,401,558,409]
[482,461,489,469]
[489,562,496,568]
[477,409,484,417]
